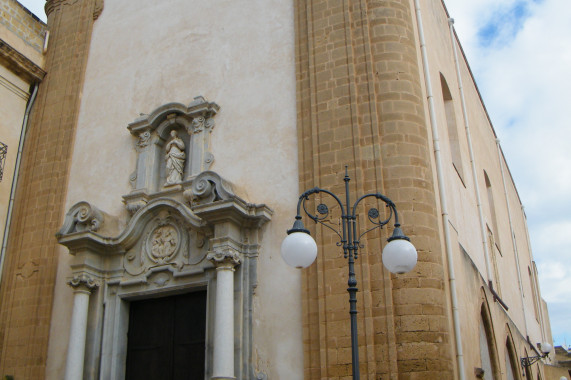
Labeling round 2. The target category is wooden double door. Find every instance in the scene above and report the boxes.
[125,291,207,379]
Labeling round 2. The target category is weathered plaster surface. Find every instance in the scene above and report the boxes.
[48,0,301,379]
[0,65,28,245]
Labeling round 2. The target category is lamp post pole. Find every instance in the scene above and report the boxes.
[281,167,418,380]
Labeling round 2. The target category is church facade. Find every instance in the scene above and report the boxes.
[0,0,554,379]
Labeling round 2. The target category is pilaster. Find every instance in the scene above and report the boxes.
[0,0,102,377]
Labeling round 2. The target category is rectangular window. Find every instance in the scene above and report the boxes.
[528,266,540,321]
[440,74,465,181]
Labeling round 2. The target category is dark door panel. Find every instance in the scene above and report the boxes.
[125,291,207,380]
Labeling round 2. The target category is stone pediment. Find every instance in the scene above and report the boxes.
[127,97,219,135]
[57,178,272,285]
[56,198,212,268]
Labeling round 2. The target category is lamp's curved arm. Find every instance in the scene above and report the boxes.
[352,193,399,224]
[351,193,402,245]
[296,187,345,218]
[351,193,393,219]
[295,187,346,242]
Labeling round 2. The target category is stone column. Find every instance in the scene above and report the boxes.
[208,249,241,380]
[64,274,98,380]
[294,0,454,377]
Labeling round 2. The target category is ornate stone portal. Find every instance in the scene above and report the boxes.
[57,99,272,380]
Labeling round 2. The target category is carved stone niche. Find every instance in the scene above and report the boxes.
[124,96,219,213]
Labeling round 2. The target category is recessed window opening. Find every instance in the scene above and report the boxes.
[479,305,501,380]
[528,266,540,321]
[0,142,7,182]
[505,337,519,380]
[440,74,465,181]
[484,171,501,253]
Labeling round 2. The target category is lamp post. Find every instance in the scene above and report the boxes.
[281,167,417,380]
[521,342,553,369]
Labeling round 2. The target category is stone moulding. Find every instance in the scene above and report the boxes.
[0,39,46,83]
[58,198,206,257]
[124,170,237,214]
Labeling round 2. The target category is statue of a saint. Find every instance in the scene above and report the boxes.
[164,130,186,185]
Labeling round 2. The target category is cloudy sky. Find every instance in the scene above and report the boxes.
[18,0,569,346]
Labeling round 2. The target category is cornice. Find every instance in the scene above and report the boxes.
[0,39,45,83]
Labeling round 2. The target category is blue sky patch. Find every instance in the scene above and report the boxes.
[477,0,540,47]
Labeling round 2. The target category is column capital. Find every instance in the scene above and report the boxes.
[207,248,241,269]
[46,0,104,20]
[45,0,69,17]
[67,273,99,292]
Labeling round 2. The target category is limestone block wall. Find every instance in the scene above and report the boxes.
[0,0,46,64]
[295,0,454,378]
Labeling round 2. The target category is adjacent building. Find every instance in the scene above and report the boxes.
[0,0,45,287]
[0,0,557,379]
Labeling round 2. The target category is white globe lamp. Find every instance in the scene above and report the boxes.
[281,231,318,268]
[540,342,553,355]
[382,226,417,274]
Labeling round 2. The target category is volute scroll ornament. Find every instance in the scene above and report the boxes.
[136,131,152,149]
[56,201,104,236]
[207,248,241,269]
[67,273,99,292]
[183,171,236,206]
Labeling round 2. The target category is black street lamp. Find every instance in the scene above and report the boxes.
[281,167,417,380]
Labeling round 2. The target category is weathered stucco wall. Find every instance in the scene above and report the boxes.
[0,0,45,269]
[0,66,27,246]
[46,0,301,379]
